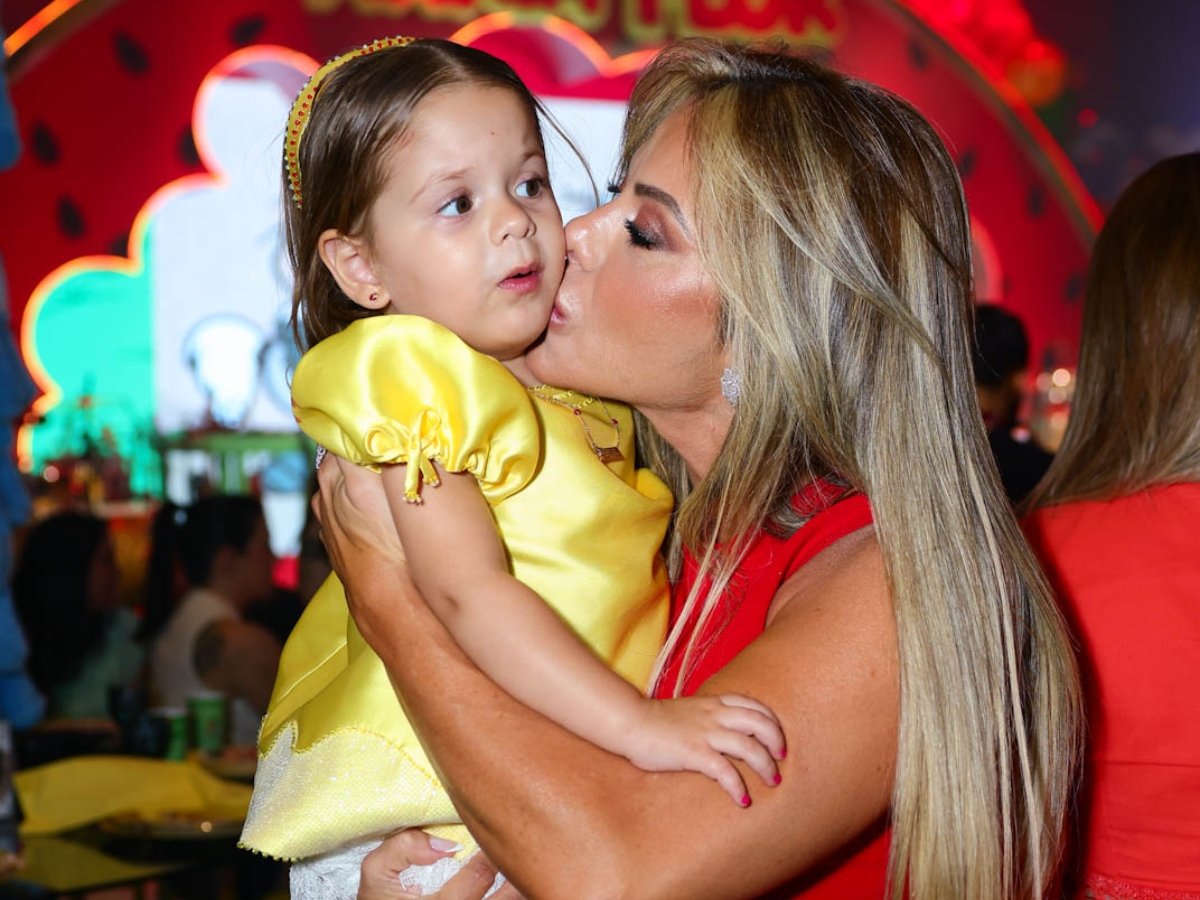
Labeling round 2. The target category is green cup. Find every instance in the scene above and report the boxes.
[151,707,189,760]
[187,691,228,755]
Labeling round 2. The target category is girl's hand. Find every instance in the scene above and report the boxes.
[626,694,787,807]
[358,829,524,900]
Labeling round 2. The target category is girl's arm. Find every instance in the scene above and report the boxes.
[379,464,783,804]
[319,458,899,900]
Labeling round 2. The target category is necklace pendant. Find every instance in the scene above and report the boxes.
[594,445,625,464]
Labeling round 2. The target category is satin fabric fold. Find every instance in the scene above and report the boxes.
[241,315,672,862]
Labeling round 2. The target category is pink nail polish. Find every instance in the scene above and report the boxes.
[773,773,782,785]
[780,747,787,760]
[740,794,751,807]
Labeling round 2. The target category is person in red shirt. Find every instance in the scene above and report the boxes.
[311,38,1082,899]
[1024,152,1200,899]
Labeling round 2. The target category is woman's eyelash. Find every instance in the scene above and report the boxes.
[624,219,655,248]
[606,181,622,197]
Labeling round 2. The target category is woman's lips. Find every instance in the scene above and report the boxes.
[548,302,567,326]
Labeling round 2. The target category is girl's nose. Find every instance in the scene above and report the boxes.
[495,196,535,243]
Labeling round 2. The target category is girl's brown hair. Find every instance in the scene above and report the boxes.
[1031,152,1200,506]
[284,39,560,348]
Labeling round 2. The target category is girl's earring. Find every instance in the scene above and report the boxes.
[721,367,742,406]
[368,291,379,304]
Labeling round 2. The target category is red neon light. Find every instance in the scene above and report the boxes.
[450,13,657,78]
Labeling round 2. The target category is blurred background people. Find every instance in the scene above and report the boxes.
[973,303,1055,506]
[1024,152,1200,898]
[144,494,280,746]
[12,511,141,721]
[0,536,43,731]
[243,476,327,644]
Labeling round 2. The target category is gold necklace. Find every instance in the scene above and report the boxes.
[529,386,624,464]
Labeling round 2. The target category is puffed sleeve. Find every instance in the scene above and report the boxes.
[291,315,540,504]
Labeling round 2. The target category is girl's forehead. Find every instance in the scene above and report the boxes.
[399,85,543,152]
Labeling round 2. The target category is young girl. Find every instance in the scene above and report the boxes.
[238,37,784,897]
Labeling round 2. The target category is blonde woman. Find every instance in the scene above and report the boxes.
[1024,152,1200,898]
[315,38,1081,899]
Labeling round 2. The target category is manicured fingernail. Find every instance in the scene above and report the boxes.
[773,773,782,785]
[780,747,787,760]
[429,837,462,852]
[740,794,751,807]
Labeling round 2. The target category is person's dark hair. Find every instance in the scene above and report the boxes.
[12,512,110,693]
[1032,152,1200,506]
[286,38,586,349]
[140,495,264,644]
[972,304,1030,388]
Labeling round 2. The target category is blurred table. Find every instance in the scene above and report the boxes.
[0,828,189,897]
[4,749,282,900]
[0,826,283,899]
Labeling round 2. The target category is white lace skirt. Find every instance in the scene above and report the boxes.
[289,839,506,900]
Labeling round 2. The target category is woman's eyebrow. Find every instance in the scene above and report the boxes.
[633,182,692,238]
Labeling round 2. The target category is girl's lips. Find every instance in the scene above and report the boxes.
[498,267,541,293]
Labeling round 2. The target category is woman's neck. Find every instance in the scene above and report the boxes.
[638,400,732,484]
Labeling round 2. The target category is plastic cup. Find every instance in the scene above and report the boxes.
[187,691,228,755]
[150,707,189,760]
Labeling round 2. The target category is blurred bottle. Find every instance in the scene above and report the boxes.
[0,719,18,858]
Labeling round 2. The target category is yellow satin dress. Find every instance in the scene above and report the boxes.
[239,315,672,862]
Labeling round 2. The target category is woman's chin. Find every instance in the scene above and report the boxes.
[525,337,577,390]
[523,339,557,384]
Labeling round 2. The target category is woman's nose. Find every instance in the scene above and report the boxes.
[563,208,600,270]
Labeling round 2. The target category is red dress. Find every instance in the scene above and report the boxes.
[1024,482,1200,899]
[656,483,890,898]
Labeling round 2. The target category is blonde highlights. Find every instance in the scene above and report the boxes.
[627,39,1080,898]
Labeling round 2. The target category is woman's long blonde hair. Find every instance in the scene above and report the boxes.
[627,39,1081,898]
[1031,152,1200,507]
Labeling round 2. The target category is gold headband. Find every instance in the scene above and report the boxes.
[285,35,416,209]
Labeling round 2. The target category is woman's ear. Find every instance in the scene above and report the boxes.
[317,229,390,311]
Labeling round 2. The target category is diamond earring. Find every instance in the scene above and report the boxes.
[720,367,742,406]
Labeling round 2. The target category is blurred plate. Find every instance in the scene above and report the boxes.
[196,751,257,782]
[98,809,243,841]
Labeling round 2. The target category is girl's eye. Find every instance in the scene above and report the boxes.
[437,195,473,217]
[624,219,656,249]
[516,177,544,199]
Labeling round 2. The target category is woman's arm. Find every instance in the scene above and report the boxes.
[379,463,783,803]
[318,458,898,900]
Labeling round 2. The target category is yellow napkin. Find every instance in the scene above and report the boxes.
[13,755,253,836]
[14,834,183,891]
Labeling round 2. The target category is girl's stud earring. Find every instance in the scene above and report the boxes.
[368,291,379,304]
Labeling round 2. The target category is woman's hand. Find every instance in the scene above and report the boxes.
[358,829,523,900]
[313,454,403,569]
[313,455,411,646]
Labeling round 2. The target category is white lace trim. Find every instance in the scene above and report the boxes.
[241,720,458,860]
[290,839,506,900]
